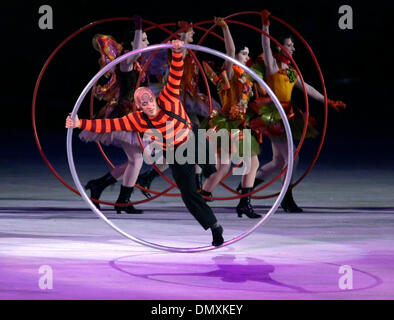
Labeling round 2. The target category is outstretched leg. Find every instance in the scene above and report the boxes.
[169,161,224,246]
[121,143,144,187]
[114,143,144,214]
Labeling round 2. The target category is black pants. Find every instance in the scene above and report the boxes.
[192,124,217,178]
[169,161,217,230]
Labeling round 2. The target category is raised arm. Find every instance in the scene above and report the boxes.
[261,10,278,76]
[177,21,191,59]
[215,17,235,80]
[158,40,184,105]
[120,15,144,72]
[65,113,139,132]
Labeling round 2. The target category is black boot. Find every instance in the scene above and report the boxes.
[211,224,224,247]
[236,178,264,192]
[85,173,117,209]
[236,182,241,193]
[253,178,265,189]
[236,188,262,219]
[199,189,213,202]
[281,188,303,213]
[195,173,203,191]
[136,169,160,198]
[115,185,143,214]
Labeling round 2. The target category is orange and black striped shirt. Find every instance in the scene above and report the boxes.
[79,51,192,150]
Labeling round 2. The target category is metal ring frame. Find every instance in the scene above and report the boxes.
[33,15,327,205]
[66,43,294,252]
[89,16,324,202]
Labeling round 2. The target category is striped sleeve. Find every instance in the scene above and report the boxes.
[79,113,141,133]
[158,51,183,102]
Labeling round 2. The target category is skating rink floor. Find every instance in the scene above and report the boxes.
[1,130,393,300]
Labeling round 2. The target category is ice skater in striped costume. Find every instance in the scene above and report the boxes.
[66,40,224,247]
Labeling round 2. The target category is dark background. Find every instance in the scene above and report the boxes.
[2,0,393,167]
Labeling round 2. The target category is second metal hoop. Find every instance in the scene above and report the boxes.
[67,43,294,253]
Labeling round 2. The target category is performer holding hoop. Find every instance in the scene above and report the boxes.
[66,40,224,247]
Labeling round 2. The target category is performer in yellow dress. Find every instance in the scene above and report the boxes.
[249,10,346,212]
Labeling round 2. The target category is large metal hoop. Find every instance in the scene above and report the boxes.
[67,43,294,252]
[32,17,178,204]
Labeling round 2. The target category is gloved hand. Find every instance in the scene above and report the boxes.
[65,113,80,129]
[328,99,346,111]
[214,17,228,28]
[133,14,143,30]
[261,9,271,26]
[171,39,184,52]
